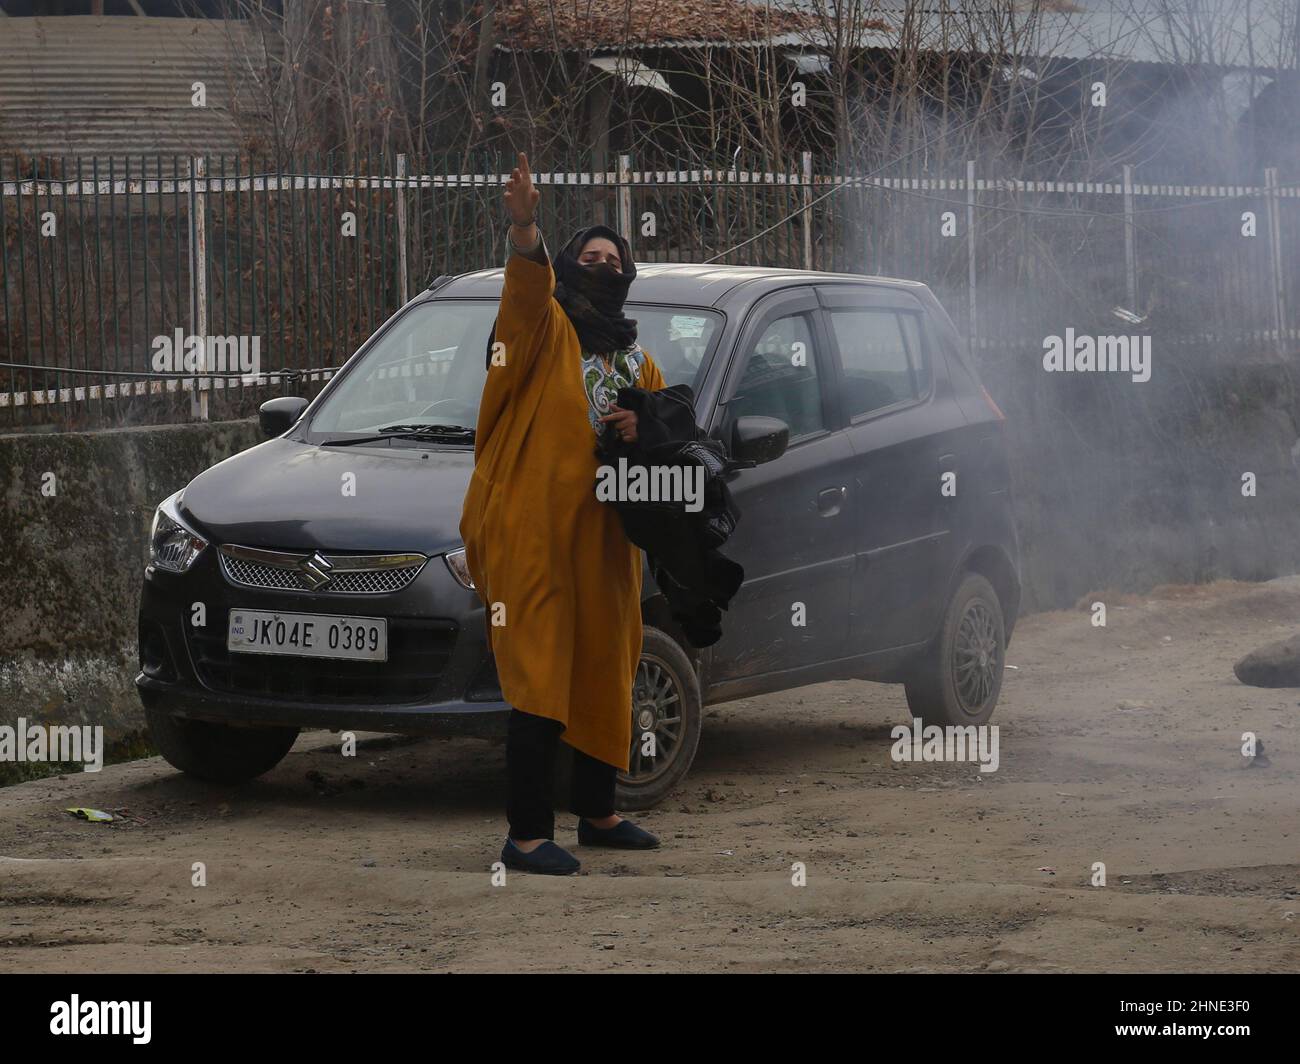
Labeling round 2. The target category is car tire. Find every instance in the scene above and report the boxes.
[904,573,1005,727]
[617,626,703,810]
[143,696,299,783]
[552,627,701,812]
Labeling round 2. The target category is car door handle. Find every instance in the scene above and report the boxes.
[817,486,846,516]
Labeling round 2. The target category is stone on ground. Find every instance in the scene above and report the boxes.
[1234,633,1300,687]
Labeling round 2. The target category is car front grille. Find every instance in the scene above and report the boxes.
[218,544,428,595]
[186,617,458,704]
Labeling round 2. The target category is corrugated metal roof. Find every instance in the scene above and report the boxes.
[0,15,268,161]
[502,0,1289,69]
[760,0,1290,68]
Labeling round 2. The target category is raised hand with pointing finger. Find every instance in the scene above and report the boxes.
[505,152,540,249]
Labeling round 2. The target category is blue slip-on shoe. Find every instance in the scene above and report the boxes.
[500,837,581,875]
[577,817,661,850]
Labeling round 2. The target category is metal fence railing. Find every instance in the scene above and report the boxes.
[1,153,1296,430]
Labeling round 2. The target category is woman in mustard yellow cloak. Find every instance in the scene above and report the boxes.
[459,153,666,875]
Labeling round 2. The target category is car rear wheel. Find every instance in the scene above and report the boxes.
[143,694,299,783]
[904,573,1005,727]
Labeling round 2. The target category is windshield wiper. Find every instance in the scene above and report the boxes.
[319,424,476,447]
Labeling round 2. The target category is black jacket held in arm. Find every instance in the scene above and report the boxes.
[594,383,745,648]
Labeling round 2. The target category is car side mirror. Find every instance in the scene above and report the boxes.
[731,415,788,466]
[259,396,308,438]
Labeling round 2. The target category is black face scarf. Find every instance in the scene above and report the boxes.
[552,225,638,354]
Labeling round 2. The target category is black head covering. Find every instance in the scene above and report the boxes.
[485,224,638,370]
[552,225,638,354]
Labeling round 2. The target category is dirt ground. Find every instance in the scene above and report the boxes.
[2,577,1299,973]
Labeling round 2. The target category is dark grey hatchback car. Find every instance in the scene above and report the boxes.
[137,262,1021,808]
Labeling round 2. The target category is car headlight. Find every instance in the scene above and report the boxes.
[149,491,209,573]
[444,547,475,589]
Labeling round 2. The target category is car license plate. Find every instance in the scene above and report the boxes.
[227,609,387,661]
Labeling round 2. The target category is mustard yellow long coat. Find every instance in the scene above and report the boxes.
[459,244,665,770]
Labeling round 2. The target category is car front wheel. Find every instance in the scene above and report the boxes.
[904,573,1005,727]
[143,694,299,783]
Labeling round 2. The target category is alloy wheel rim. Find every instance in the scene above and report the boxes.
[619,654,683,787]
[952,600,1000,714]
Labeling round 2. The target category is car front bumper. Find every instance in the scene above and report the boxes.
[135,543,508,734]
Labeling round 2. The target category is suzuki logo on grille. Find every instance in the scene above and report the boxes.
[299,551,335,589]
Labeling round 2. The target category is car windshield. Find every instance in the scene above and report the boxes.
[307,299,723,441]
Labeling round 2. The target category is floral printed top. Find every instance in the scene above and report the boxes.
[580,345,648,433]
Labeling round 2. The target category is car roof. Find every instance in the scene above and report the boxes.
[429,262,931,307]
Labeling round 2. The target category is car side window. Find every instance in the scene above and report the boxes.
[727,312,826,440]
[827,308,924,418]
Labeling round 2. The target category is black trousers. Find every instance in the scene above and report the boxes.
[506,707,617,840]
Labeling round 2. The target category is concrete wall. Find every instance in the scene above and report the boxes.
[0,419,263,753]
